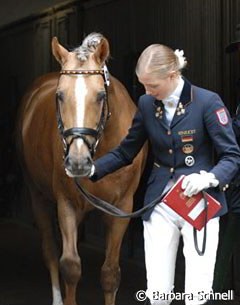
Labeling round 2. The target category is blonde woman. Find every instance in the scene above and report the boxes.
[90,44,240,305]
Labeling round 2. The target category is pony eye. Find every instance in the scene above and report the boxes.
[97,91,106,102]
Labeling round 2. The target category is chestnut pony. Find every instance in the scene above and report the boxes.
[16,33,147,305]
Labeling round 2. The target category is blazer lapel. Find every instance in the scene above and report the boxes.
[153,99,169,130]
[170,78,193,128]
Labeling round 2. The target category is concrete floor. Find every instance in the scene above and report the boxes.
[0,219,147,305]
[0,219,239,305]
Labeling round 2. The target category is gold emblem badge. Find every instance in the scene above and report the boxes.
[182,144,194,154]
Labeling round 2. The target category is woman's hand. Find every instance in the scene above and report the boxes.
[182,171,219,197]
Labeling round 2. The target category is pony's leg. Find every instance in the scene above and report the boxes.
[31,190,63,305]
[101,206,131,305]
[57,199,83,305]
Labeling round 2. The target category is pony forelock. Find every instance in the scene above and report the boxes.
[75,32,106,61]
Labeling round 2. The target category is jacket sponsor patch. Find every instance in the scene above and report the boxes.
[182,143,194,154]
[216,108,228,125]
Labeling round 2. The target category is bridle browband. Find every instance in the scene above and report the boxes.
[56,68,110,158]
[60,69,104,75]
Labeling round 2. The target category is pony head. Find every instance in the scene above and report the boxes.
[52,33,110,177]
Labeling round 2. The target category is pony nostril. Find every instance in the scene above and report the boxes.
[86,157,93,166]
[77,157,92,170]
[64,156,71,168]
[65,156,78,172]
[65,157,79,172]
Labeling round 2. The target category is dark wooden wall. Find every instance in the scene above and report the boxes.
[1,0,240,114]
[1,0,240,291]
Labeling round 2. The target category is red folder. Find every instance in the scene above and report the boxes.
[162,176,222,231]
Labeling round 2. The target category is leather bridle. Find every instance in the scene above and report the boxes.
[56,68,111,158]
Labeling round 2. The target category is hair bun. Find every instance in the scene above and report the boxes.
[174,49,187,69]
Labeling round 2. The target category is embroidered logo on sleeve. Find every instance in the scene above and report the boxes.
[216,108,228,125]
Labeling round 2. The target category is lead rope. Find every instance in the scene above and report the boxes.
[75,178,208,255]
[74,178,164,218]
[193,191,208,256]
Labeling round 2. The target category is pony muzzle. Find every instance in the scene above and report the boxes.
[64,154,93,177]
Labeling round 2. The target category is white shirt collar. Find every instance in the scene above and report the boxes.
[162,77,184,107]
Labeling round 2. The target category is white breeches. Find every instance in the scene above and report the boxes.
[143,202,219,305]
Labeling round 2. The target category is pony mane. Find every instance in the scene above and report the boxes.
[75,32,107,61]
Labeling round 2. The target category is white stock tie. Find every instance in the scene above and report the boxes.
[163,98,178,126]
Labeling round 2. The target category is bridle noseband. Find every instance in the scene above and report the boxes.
[56,68,111,158]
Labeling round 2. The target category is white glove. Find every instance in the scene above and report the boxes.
[182,170,219,197]
[88,164,95,177]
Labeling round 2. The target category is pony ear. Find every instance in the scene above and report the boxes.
[51,37,69,65]
[94,38,110,65]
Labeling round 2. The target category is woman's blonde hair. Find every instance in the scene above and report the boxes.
[136,44,187,78]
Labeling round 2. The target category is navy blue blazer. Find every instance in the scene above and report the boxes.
[91,79,240,220]
[232,113,240,146]
[226,112,240,213]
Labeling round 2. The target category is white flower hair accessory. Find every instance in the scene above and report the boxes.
[174,49,186,69]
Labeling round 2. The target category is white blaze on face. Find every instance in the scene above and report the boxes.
[75,75,88,150]
[75,75,88,126]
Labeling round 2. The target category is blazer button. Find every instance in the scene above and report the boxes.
[170,167,174,173]
[222,187,226,192]
[169,149,173,154]
[167,130,171,135]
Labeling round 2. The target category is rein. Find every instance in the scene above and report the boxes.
[74,178,207,255]
[74,178,163,218]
